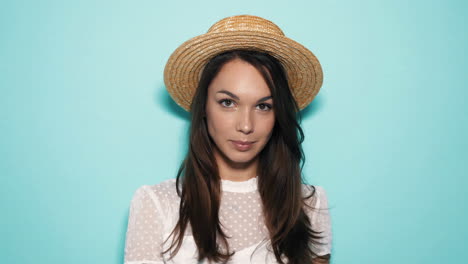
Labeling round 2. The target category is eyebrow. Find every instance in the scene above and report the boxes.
[216,90,273,103]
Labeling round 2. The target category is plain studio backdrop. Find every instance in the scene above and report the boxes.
[1,0,467,263]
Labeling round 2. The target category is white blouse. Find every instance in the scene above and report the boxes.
[124,177,332,263]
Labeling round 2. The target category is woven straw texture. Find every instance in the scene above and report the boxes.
[164,15,323,111]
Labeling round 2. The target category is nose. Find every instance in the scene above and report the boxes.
[236,108,254,134]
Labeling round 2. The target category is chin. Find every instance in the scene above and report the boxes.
[224,151,260,165]
[229,157,255,164]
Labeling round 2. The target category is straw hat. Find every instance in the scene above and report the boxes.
[164,15,323,111]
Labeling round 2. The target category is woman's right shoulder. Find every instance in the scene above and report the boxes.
[130,178,181,207]
[126,179,181,236]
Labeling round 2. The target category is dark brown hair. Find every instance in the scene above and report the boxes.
[162,50,329,263]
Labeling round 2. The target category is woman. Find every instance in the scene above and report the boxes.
[124,15,332,264]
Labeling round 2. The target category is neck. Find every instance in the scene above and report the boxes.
[214,150,258,182]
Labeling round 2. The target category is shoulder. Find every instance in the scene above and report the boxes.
[301,184,332,238]
[301,184,328,201]
[300,185,332,255]
[145,178,180,200]
[130,178,181,211]
[301,184,330,212]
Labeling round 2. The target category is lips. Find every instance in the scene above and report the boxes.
[230,140,255,151]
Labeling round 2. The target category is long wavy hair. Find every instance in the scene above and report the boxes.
[162,50,329,263]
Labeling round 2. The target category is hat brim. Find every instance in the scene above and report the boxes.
[164,31,323,111]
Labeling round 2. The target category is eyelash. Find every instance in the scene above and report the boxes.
[219,99,235,108]
[257,103,273,111]
[218,99,273,111]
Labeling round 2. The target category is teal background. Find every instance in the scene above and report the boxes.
[1,0,467,263]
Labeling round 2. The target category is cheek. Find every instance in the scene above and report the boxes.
[206,108,231,138]
[261,116,275,139]
[205,105,216,137]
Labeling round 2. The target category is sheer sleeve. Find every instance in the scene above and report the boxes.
[124,185,165,264]
[304,185,332,257]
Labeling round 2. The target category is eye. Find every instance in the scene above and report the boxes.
[257,103,273,111]
[219,99,235,108]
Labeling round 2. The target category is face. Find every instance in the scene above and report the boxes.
[205,58,275,168]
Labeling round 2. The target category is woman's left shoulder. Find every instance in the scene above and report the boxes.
[301,184,328,200]
[301,184,333,256]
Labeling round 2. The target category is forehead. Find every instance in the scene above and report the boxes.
[208,59,271,98]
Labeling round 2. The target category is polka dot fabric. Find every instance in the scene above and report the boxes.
[302,184,333,256]
[218,191,269,252]
[124,186,165,263]
[124,177,332,263]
